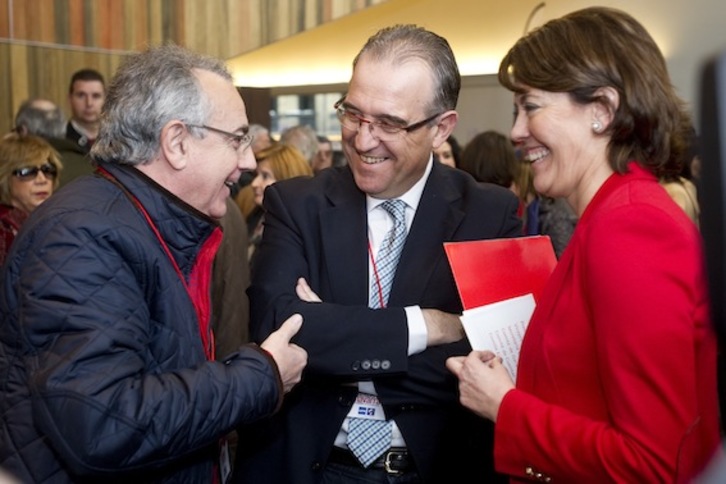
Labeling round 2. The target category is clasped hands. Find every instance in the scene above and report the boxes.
[295,277,514,421]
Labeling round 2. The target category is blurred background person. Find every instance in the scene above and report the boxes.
[235,182,258,222]
[660,170,700,227]
[535,196,578,258]
[279,124,318,165]
[685,128,702,183]
[460,130,518,191]
[312,134,334,173]
[0,133,62,264]
[14,98,92,186]
[461,130,576,255]
[460,130,531,228]
[213,201,252,357]
[212,197,253,466]
[447,7,720,482]
[433,134,462,168]
[13,99,65,139]
[247,144,313,261]
[660,127,701,227]
[66,68,105,153]
[249,123,273,155]
[234,123,275,203]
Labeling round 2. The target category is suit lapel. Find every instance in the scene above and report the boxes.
[389,164,465,306]
[319,169,370,306]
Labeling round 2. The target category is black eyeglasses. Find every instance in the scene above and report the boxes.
[334,97,442,141]
[187,124,254,152]
[12,163,58,182]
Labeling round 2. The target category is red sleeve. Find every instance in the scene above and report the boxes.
[0,222,17,266]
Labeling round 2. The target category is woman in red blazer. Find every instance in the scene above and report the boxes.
[447,7,721,483]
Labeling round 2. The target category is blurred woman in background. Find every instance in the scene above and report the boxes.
[0,133,62,264]
[433,134,462,168]
[247,144,312,261]
[460,130,518,190]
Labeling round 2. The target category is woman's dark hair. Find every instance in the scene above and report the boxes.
[447,135,463,167]
[460,131,518,188]
[498,7,691,179]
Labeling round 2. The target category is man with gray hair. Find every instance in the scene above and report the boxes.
[14,98,66,139]
[280,124,319,163]
[249,123,273,154]
[14,98,92,186]
[0,44,307,483]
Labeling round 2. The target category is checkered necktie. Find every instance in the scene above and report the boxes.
[347,199,407,467]
[369,199,407,309]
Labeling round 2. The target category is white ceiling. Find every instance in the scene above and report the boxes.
[225,0,726,114]
[226,0,547,88]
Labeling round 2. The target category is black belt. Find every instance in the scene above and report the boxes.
[328,446,414,475]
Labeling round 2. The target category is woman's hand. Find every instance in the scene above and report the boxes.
[446,350,515,422]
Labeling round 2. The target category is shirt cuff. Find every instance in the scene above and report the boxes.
[405,305,427,356]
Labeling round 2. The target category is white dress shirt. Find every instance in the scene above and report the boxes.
[334,157,433,449]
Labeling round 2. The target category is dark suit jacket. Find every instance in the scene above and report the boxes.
[47,137,94,188]
[65,121,93,153]
[234,163,521,483]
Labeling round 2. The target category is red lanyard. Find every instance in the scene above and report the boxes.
[97,167,219,360]
[367,241,386,309]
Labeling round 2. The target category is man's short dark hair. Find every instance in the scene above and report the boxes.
[69,68,106,93]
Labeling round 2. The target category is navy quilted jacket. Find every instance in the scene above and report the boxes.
[0,162,283,483]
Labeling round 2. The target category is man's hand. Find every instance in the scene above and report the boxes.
[422,309,465,346]
[260,314,308,393]
[296,277,322,303]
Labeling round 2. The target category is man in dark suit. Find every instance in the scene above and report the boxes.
[234,24,521,483]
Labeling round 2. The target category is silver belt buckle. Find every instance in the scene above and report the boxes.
[383,450,406,475]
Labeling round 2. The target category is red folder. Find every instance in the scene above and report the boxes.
[444,236,557,310]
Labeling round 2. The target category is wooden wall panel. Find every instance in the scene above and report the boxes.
[67,0,85,45]
[123,0,140,50]
[251,0,270,54]
[10,0,26,38]
[0,44,9,128]
[0,0,8,38]
[0,0,389,134]
[305,0,317,29]
[238,86,272,128]
[7,44,29,122]
[108,0,127,49]
[147,0,164,46]
[37,0,57,43]
[84,0,99,47]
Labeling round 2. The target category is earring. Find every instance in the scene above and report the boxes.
[592,121,603,133]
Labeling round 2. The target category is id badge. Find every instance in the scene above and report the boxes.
[346,393,386,421]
